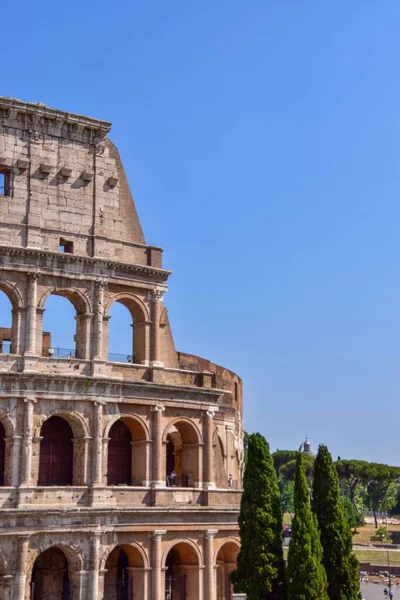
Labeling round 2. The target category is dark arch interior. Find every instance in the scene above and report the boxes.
[108,421,132,485]
[38,417,73,486]
[104,547,130,600]
[30,547,70,600]
[0,422,4,486]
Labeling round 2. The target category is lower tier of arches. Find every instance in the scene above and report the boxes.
[0,530,239,600]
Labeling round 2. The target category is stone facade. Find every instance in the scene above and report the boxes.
[0,97,244,599]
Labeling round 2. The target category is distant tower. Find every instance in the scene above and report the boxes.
[301,436,312,455]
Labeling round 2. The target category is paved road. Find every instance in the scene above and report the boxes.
[361,582,399,599]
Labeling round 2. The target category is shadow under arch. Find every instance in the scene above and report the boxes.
[103,413,149,441]
[100,541,149,571]
[105,414,149,486]
[162,418,202,444]
[215,539,240,600]
[0,411,15,487]
[29,543,83,600]
[164,418,203,488]
[37,411,89,486]
[163,540,202,600]
[102,543,148,600]
[0,282,24,355]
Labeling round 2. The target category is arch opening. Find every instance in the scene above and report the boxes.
[0,422,4,487]
[107,421,132,486]
[38,417,73,486]
[30,547,70,600]
[164,542,200,600]
[42,294,78,358]
[106,416,148,486]
[165,421,200,488]
[103,545,145,600]
[216,542,240,600]
[106,297,147,364]
[0,290,13,354]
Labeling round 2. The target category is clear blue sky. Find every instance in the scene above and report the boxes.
[2,1,400,464]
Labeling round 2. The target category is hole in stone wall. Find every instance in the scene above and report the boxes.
[59,238,74,253]
[0,171,10,196]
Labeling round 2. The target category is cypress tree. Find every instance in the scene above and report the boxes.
[312,444,360,600]
[231,433,285,600]
[287,452,328,600]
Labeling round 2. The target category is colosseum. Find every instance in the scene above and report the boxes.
[0,96,244,599]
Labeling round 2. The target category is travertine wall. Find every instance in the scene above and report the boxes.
[0,96,243,600]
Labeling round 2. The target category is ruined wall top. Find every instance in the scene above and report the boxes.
[0,96,165,268]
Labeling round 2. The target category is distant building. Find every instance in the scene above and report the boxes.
[0,96,244,599]
[300,437,313,455]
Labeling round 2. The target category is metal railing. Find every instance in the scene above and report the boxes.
[46,347,78,359]
[44,348,136,364]
[107,352,135,364]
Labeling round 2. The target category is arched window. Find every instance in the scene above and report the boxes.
[165,421,200,488]
[106,297,147,364]
[0,422,5,486]
[107,421,132,485]
[42,295,77,358]
[38,417,73,486]
[164,543,200,600]
[104,545,145,599]
[107,302,134,363]
[30,547,70,600]
[216,542,240,600]
[0,291,12,354]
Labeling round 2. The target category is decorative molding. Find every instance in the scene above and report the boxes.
[150,288,165,302]
[151,405,165,413]
[0,246,171,283]
[26,272,40,283]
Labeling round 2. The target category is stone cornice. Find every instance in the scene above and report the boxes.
[0,96,111,141]
[0,245,171,283]
[0,372,227,406]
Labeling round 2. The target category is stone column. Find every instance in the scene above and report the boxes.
[204,530,218,600]
[151,530,166,600]
[4,435,21,486]
[150,289,165,367]
[24,273,39,355]
[72,437,90,486]
[89,532,101,600]
[93,281,107,360]
[11,307,23,355]
[204,411,216,489]
[70,570,87,600]
[151,405,165,487]
[20,398,36,485]
[76,313,92,360]
[14,534,29,600]
[92,401,104,485]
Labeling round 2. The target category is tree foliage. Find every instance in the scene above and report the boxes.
[231,433,285,600]
[278,476,294,514]
[336,459,400,527]
[313,445,360,600]
[287,452,328,600]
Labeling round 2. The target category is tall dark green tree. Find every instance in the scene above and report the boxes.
[312,445,360,600]
[287,452,328,600]
[231,433,285,600]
